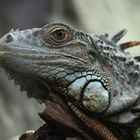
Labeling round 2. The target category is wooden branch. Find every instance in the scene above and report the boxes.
[18,92,94,140]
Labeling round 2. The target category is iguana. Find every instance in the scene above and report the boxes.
[0,23,140,140]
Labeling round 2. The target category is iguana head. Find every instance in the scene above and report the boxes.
[0,23,140,139]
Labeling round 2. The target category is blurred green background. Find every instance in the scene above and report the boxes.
[0,0,140,140]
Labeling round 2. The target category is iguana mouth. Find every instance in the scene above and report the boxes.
[0,51,7,59]
[0,51,6,54]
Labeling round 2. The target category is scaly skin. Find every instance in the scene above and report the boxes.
[0,23,140,140]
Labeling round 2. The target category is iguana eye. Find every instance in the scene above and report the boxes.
[52,29,66,41]
[41,25,72,45]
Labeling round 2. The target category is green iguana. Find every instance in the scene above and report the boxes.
[0,23,140,140]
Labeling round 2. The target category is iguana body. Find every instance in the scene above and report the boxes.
[0,23,140,140]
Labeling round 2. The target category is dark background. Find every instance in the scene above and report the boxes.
[0,0,140,139]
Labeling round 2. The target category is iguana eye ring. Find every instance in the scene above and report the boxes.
[41,25,72,45]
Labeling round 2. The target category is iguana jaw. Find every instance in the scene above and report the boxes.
[0,43,52,101]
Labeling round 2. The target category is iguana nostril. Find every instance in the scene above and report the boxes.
[5,33,13,43]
